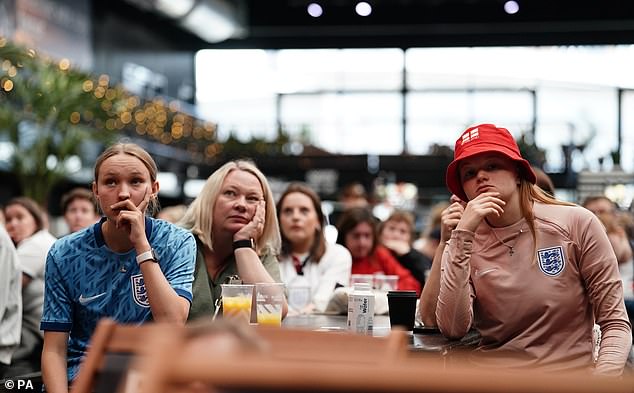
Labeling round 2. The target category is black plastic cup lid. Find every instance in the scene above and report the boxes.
[387,290,417,297]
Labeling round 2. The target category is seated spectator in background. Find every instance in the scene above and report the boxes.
[339,182,369,209]
[61,187,99,234]
[336,207,420,295]
[4,197,56,377]
[533,166,555,196]
[378,210,430,289]
[157,204,188,224]
[40,143,196,392]
[437,123,631,375]
[583,195,634,335]
[418,195,463,327]
[277,183,351,313]
[330,182,371,232]
[179,160,288,321]
[413,201,448,262]
[0,225,22,378]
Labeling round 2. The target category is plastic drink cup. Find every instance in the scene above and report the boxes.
[350,274,374,287]
[387,290,418,330]
[374,274,399,292]
[287,275,311,314]
[256,282,285,326]
[287,285,311,313]
[221,284,254,324]
[257,311,282,326]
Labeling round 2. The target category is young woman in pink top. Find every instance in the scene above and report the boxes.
[437,123,631,375]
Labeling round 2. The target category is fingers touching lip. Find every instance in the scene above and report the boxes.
[477,185,493,193]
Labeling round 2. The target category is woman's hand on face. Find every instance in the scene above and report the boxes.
[456,192,505,233]
[440,198,466,243]
[110,188,151,246]
[382,239,411,256]
[233,200,266,242]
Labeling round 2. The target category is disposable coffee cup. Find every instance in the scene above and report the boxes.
[387,290,418,330]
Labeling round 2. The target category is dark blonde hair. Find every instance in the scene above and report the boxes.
[519,179,575,259]
[380,210,415,244]
[277,183,326,262]
[93,143,159,215]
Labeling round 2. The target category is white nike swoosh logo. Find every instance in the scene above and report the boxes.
[78,292,107,305]
[475,268,498,277]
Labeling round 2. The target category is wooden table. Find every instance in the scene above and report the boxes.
[282,313,480,355]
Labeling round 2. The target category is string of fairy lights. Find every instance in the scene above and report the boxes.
[0,37,222,163]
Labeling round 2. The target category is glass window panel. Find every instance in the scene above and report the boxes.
[406,92,532,154]
[407,46,634,90]
[195,49,276,102]
[276,49,403,92]
[620,91,634,172]
[195,50,277,140]
[535,87,617,173]
[197,98,276,141]
[280,93,403,155]
[407,47,538,89]
[194,46,633,163]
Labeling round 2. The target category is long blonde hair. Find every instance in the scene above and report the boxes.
[518,179,575,257]
[179,160,281,256]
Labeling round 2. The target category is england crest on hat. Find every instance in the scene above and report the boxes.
[537,246,565,276]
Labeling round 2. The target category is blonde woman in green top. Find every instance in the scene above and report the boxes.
[180,160,287,321]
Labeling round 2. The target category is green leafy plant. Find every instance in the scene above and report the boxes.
[0,37,127,204]
[0,38,220,205]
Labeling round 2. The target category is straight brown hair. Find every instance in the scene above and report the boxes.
[277,183,326,262]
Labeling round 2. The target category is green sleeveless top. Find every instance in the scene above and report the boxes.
[187,235,281,322]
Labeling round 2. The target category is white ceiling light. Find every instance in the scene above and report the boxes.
[504,1,520,15]
[355,2,372,17]
[155,0,195,18]
[181,0,246,43]
[307,3,323,18]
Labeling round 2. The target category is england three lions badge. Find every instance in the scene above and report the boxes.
[537,246,565,276]
[131,273,150,307]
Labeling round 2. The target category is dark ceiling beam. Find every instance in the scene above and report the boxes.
[94,0,634,51]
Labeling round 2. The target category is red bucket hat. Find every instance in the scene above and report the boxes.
[446,124,536,202]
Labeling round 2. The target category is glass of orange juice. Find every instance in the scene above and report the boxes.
[256,283,285,327]
[221,284,254,324]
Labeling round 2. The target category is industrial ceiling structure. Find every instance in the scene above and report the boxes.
[86,0,634,202]
[107,0,634,49]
